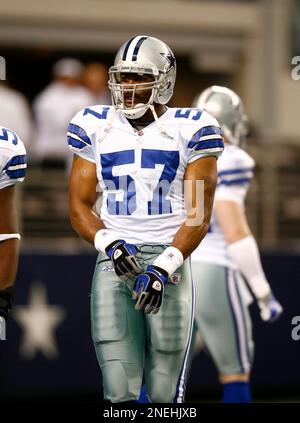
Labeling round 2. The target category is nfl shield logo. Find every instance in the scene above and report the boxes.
[170,273,181,285]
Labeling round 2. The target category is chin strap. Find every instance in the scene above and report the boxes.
[149,105,173,139]
[96,108,117,144]
[96,103,173,143]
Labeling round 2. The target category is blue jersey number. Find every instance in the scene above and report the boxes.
[101,150,136,215]
[175,108,202,121]
[83,107,110,120]
[141,149,179,214]
[101,149,180,215]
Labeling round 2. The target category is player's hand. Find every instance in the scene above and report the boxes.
[257,293,283,322]
[133,265,168,314]
[105,239,141,281]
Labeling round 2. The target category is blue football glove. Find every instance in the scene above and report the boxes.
[0,287,14,321]
[0,287,14,341]
[257,293,283,322]
[133,265,168,314]
[105,239,141,281]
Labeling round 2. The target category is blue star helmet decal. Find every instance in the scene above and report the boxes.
[160,52,176,70]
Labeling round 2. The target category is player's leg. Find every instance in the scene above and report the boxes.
[144,249,194,403]
[91,254,145,403]
[184,317,205,383]
[219,269,254,402]
[193,262,254,403]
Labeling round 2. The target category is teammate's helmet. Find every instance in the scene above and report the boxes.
[194,85,249,146]
[108,35,176,119]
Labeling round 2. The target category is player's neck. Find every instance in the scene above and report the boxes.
[127,104,167,130]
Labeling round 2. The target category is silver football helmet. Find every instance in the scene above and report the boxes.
[108,35,176,119]
[194,85,249,146]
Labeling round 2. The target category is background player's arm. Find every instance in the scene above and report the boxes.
[215,199,283,321]
[215,199,269,297]
[172,156,218,259]
[215,200,251,243]
[0,185,20,290]
[69,155,105,244]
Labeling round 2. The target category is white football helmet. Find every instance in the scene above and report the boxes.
[108,35,176,119]
[194,85,249,146]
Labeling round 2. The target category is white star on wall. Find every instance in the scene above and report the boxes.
[13,282,66,360]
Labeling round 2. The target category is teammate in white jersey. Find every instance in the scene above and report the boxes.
[0,126,27,340]
[191,86,283,402]
[67,35,223,403]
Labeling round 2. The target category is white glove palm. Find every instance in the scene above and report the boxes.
[257,294,283,322]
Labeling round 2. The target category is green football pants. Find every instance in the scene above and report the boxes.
[192,262,254,375]
[91,245,194,403]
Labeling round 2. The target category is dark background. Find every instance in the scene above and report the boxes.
[0,252,299,403]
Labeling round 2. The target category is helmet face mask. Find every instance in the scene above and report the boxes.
[194,85,249,147]
[108,36,176,119]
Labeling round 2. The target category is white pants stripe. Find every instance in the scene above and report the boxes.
[175,257,196,403]
[226,268,251,374]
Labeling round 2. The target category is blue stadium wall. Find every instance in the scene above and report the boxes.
[0,252,299,401]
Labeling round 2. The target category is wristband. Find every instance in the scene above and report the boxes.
[0,233,21,242]
[153,246,184,277]
[94,229,119,253]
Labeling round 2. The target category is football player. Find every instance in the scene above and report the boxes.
[68,35,224,403]
[190,86,283,402]
[0,127,27,340]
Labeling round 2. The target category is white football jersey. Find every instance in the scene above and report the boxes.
[192,144,255,268]
[67,106,223,244]
[0,126,27,190]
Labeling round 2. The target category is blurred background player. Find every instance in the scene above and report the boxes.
[0,126,27,340]
[67,35,223,403]
[82,62,111,105]
[190,86,283,403]
[0,81,33,149]
[32,58,93,170]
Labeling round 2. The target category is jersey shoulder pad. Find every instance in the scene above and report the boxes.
[0,126,25,153]
[217,145,255,186]
[178,109,222,140]
[0,127,27,186]
[67,105,113,150]
[177,109,223,160]
[219,145,255,172]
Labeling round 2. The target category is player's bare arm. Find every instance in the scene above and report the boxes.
[214,177,282,321]
[69,154,105,244]
[69,154,141,279]
[0,183,22,335]
[172,156,218,259]
[134,155,218,314]
[0,185,20,289]
[0,128,26,337]
[215,200,251,243]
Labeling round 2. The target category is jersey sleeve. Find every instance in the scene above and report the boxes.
[67,108,96,163]
[0,128,27,189]
[184,110,224,163]
[215,147,255,206]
